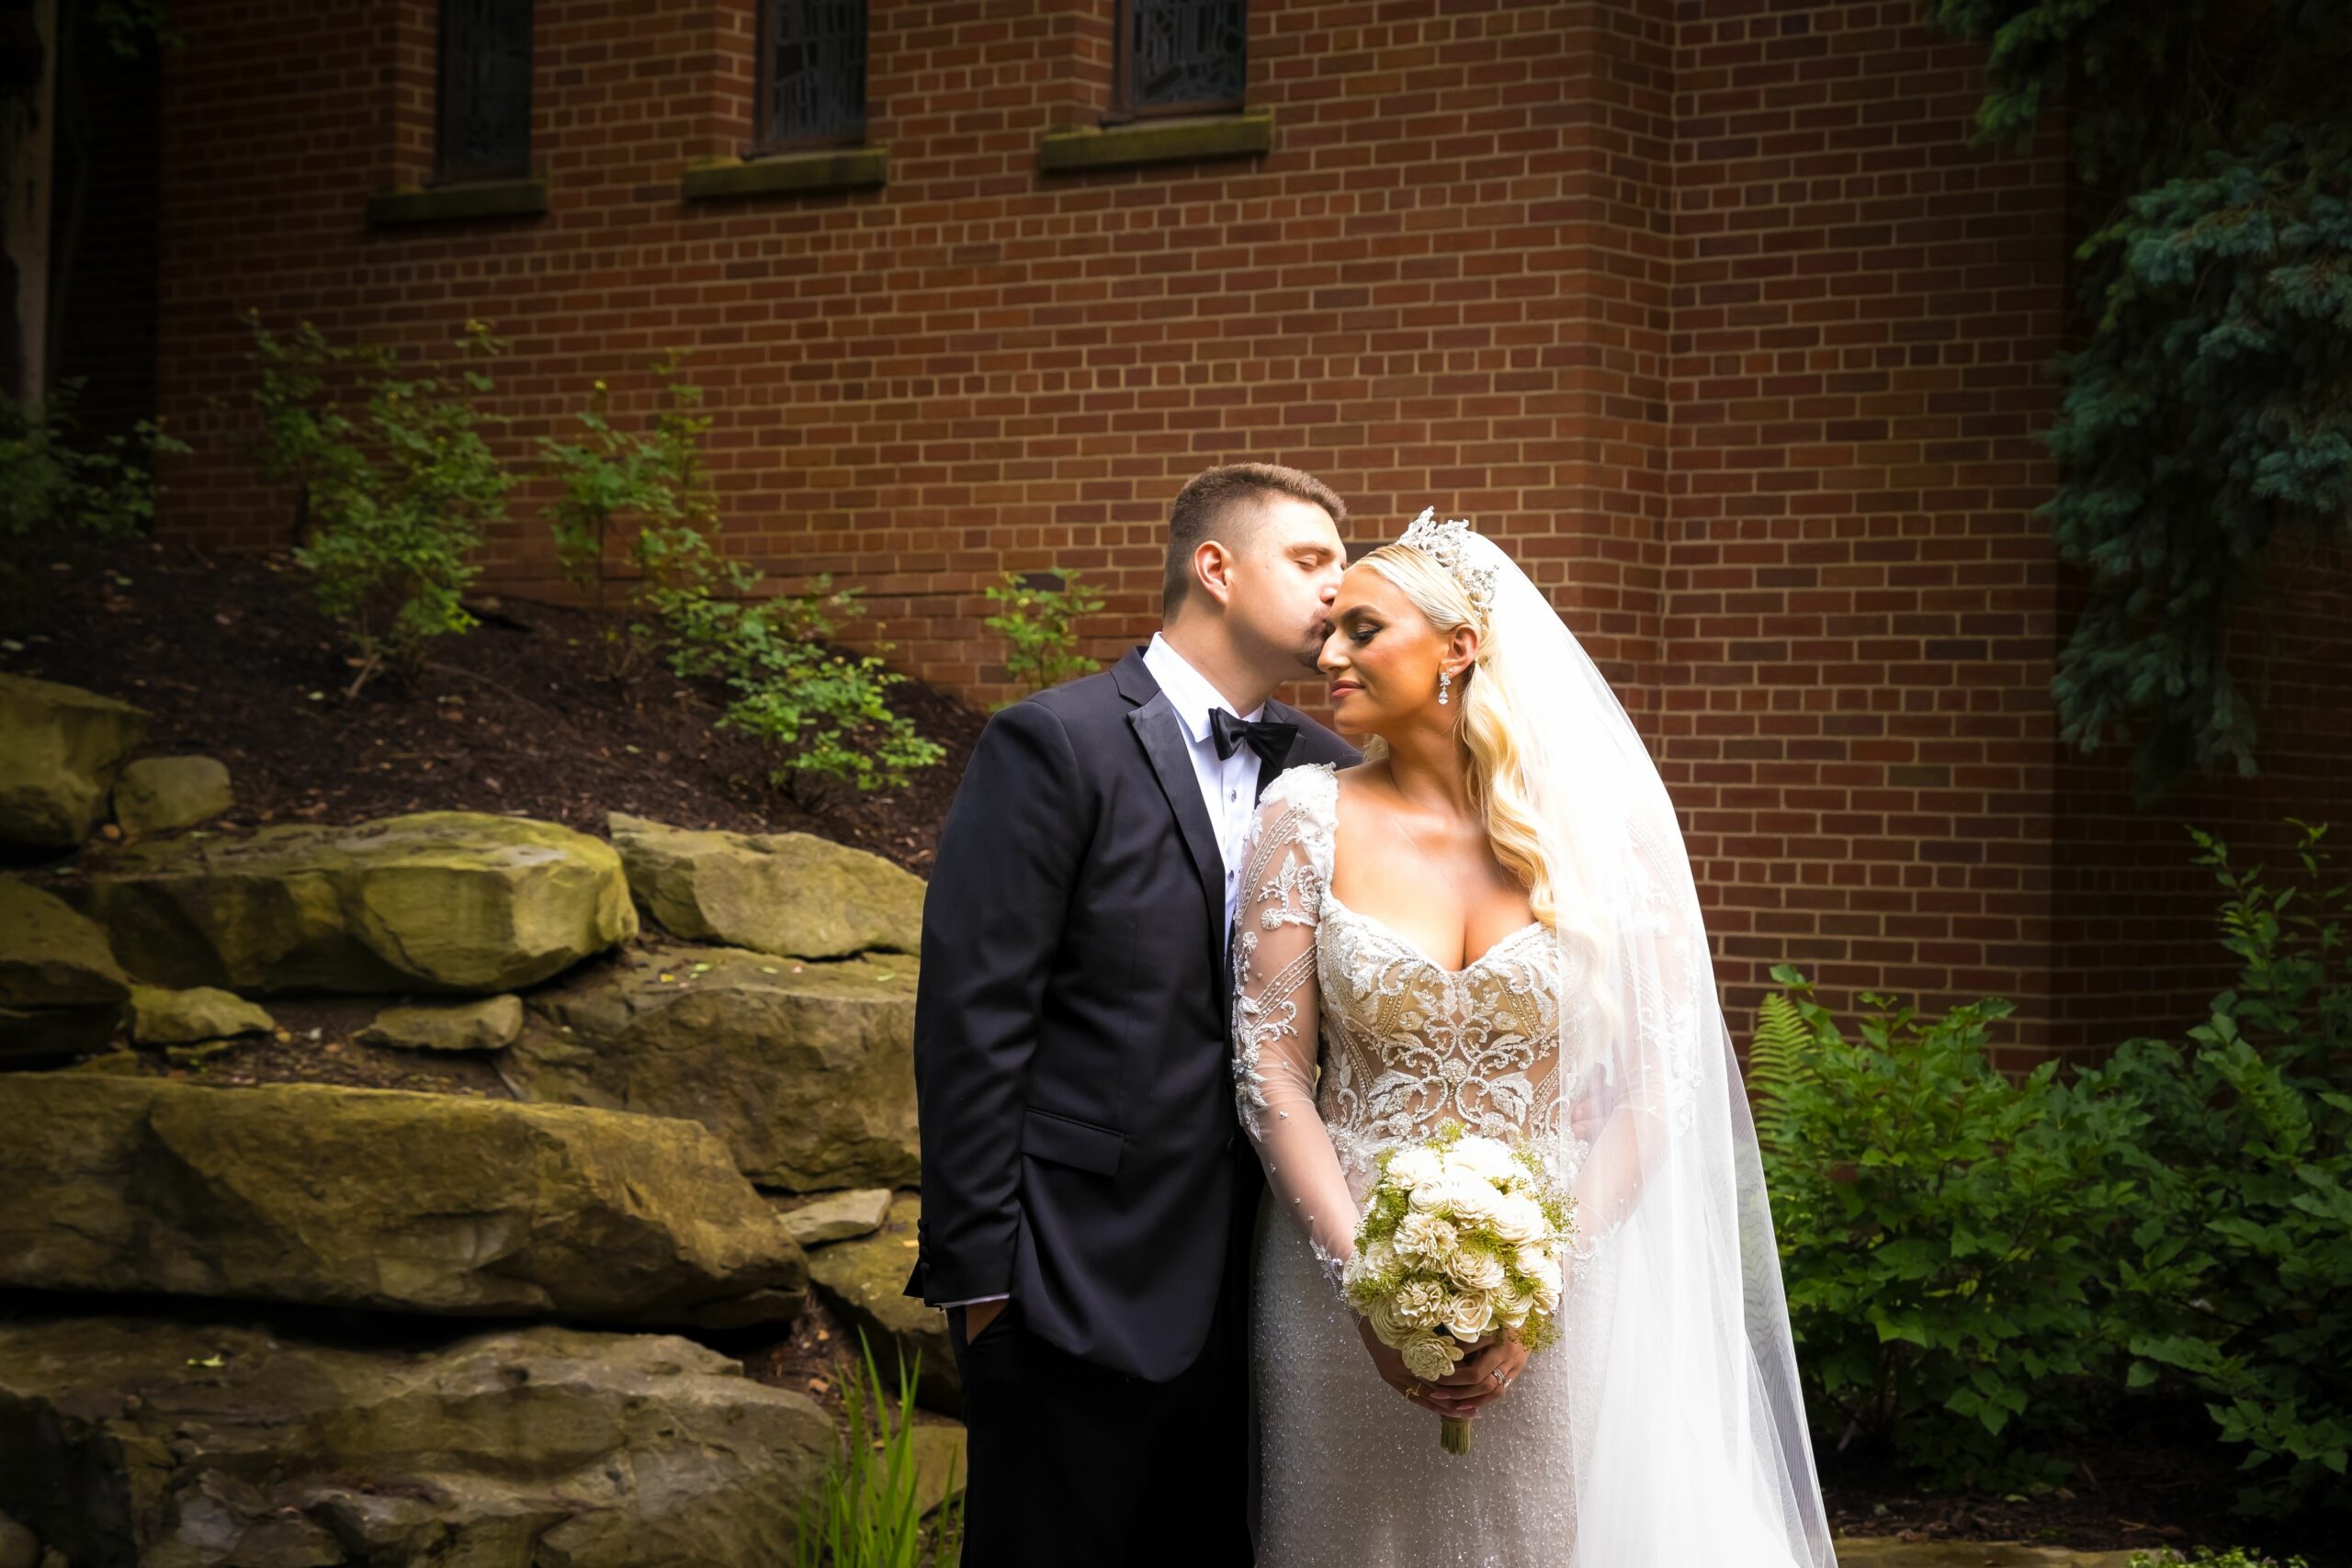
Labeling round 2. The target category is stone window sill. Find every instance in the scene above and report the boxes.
[1038,105,1273,174]
[681,145,888,201]
[367,176,549,227]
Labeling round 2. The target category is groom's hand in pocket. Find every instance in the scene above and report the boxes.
[962,1298,1009,1345]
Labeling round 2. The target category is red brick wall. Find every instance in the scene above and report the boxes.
[1660,2,2073,1059]
[142,0,2350,1060]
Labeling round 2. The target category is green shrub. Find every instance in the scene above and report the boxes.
[981,568,1103,705]
[2128,1550,2312,1568]
[663,570,944,801]
[0,378,186,546]
[1749,972,2142,1489]
[2078,822,2352,1518]
[538,355,942,797]
[1757,818,2352,1517]
[793,1330,964,1568]
[243,314,514,696]
[539,356,718,679]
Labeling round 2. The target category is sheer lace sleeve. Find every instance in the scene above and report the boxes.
[1229,765,1360,1305]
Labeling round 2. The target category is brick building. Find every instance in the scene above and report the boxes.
[94,1,2350,1059]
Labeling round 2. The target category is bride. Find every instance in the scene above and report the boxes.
[1229,510,1839,1565]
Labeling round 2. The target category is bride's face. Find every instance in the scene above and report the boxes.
[1316,564,1473,738]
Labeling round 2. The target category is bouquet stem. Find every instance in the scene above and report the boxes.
[1440,1416,1475,1455]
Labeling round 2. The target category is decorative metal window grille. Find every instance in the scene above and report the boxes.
[757,0,867,152]
[435,0,533,183]
[1113,0,1246,120]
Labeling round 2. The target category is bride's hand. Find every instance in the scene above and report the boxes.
[1432,1331,1531,1413]
[1354,1314,1480,1417]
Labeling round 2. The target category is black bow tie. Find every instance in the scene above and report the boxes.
[1209,706,1297,767]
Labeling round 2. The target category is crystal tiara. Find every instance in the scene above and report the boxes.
[1396,506,1498,622]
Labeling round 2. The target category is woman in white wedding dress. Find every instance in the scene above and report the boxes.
[1229,511,1838,1567]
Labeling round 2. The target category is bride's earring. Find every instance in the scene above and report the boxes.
[1438,669,1452,705]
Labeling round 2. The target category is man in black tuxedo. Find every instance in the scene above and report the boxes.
[905,464,1363,1566]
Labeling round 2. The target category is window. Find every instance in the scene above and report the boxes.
[756,0,868,153]
[435,0,533,183]
[1110,0,1246,123]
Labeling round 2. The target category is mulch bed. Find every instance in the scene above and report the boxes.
[0,532,987,874]
[1815,1401,2345,1564]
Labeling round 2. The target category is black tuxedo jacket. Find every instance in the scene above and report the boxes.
[904,643,1360,1380]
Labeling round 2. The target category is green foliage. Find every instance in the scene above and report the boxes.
[1927,0,2352,799]
[2075,822,2352,1517]
[242,314,514,697]
[793,1329,963,1568]
[659,567,942,799]
[0,378,186,547]
[1757,816,2352,1515]
[536,355,941,796]
[1748,970,2138,1489]
[539,357,719,679]
[2129,1550,2312,1568]
[981,569,1104,705]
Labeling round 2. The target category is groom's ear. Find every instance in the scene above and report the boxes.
[1191,537,1240,608]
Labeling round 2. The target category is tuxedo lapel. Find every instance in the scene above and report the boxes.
[1252,696,1308,801]
[1129,694,1228,975]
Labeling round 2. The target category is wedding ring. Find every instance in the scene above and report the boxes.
[1488,1369,1503,1386]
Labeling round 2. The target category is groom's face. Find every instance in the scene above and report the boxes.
[1226,495,1348,673]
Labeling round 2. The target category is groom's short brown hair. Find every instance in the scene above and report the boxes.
[1162,464,1348,616]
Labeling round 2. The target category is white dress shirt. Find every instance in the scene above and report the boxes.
[1141,630,1268,940]
[939,633,1271,1312]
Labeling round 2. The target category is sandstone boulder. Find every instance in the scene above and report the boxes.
[126,983,274,1043]
[0,673,147,848]
[0,1074,806,1329]
[806,1191,959,1417]
[609,811,923,958]
[0,875,129,1007]
[110,752,234,835]
[0,879,129,1059]
[0,1312,837,1567]
[62,810,638,994]
[503,940,919,1191]
[360,992,526,1052]
[775,1186,893,1247]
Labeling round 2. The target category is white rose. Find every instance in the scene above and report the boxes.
[1451,1135,1515,1180]
[1386,1147,1445,1192]
[1493,1194,1549,1246]
[1443,1289,1497,1340]
[1393,1277,1450,1330]
[1365,1294,1410,1348]
[1408,1177,1453,1212]
[1399,1332,1459,1383]
[1527,1260,1563,1313]
[1496,1284,1537,1330]
[1395,1210,1459,1263]
[1437,1173,1499,1226]
[1446,1246,1507,1293]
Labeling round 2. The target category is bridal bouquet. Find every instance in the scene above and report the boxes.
[1341,1121,1574,1455]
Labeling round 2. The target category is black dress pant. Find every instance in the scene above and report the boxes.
[947,1280,1253,1568]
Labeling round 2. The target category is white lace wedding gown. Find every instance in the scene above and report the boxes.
[1230,761,1815,1566]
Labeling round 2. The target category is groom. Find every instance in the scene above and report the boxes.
[905,464,1362,1566]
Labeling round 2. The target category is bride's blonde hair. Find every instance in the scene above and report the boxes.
[1351,544,1586,941]
[1353,542,1623,1053]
